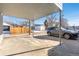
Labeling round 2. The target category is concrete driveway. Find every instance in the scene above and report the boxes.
[0,32,79,56]
[0,33,59,56]
[33,34,79,56]
[48,36,79,56]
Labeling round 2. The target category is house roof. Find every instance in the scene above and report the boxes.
[3,22,10,26]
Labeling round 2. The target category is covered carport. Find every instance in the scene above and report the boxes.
[0,3,62,44]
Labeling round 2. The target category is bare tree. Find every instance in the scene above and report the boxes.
[46,15,58,28]
[44,20,48,30]
[61,18,69,28]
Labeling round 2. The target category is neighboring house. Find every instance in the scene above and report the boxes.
[3,22,11,34]
[68,26,79,31]
[3,22,11,37]
[3,22,31,34]
[34,24,45,31]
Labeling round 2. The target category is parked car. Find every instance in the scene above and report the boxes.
[47,27,79,39]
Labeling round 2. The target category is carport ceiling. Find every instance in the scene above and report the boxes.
[0,3,59,19]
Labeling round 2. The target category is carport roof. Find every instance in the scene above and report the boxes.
[0,3,62,20]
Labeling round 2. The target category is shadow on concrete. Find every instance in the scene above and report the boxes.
[33,35,60,42]
[48,44,66,56]
[48,43,79,56]
[33,35,77,41]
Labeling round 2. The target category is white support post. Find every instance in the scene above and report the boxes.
[32,19,35,37]
[28,19,31,35]
[59,9,62,46]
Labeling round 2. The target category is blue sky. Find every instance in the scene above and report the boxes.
[63,3,79,26]
[3,16,26,25]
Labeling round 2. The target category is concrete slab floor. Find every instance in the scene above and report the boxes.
[0,34,59,56]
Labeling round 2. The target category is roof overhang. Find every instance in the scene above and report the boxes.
[0,3,62,19]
